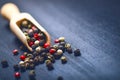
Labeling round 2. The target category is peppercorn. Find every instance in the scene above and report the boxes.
[1,60,8,68]
[30,37,36,42]
[39,40,45,46]
[34,56,40,65]
[65,43,71,49]
[24,58,30,63]
[58,45,65,52]
[45,60,54,70]
[60,42,66,46]
[29,64,35,69]
[28,29,34,37]
[20,55,26,61]
[21,28,28,32]
[13,64,19,71]
[34,33,39,39]
[29,59,34,64]
[24,62,30,69]
[38,32,45,39]
[53,44,59,49]
[23,52,28,56]
[61,56,67,64]
[19,61,25,66]
[54,49,63,59]
[33,51,39,57]
[28,24,32,29]
[74,49,81,56]
[47,55,55,63]
[32,26,38,33]
[29,70,36,78]
[21,20,28,27]
[66,47,73,54]
[34,40,40,46]
[44,43,50,48]
[27,54,34,59]
[49,48,56,54]
[57,49,63,54]
[57,76,63,80]
[54,39,59,43]
[59,37,65,42]
[35,46,42,53]
[23,32,28,36]
[26,36,30,41]
[13,49,19,55]
[14,72,21,78]
[38,56,45,64]
[31,44,37,50]
[19,64,26,72]
[28,41,34,47]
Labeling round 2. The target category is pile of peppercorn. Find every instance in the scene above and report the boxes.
[1,19,81,80]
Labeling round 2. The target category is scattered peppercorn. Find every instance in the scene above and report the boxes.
[1,60,8,68]
[13,49,19,55]
[66,47,73,54]
[61,56,67,64]
[29,70,36,78]
[57,76,63,80]
[74,49,81,56]
[14,72,21,78]
[13,64,19,71]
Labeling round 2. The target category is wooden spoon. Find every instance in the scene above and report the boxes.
[1,3,51,52]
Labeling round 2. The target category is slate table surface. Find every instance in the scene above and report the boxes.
[0,0,120,80]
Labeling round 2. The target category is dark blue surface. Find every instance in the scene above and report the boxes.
[0,0,120,80]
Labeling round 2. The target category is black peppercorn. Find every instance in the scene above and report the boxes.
[66,47,73,54]
[47,55,55,63]
[45,60,54,70]
[74,49,81,56]
[39,40,45,46]
[1,60,8,68]
[57,76,63,80]
[13,64,19,71]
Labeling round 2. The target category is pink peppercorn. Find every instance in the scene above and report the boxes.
[14,72,20,78]
[54,39,59,43]
[13,49,18,55]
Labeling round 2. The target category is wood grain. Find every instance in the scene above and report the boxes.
[0,0,120,80]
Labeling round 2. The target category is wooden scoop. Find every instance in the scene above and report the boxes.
[1,3,51,52]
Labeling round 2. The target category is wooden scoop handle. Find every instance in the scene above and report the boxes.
[1,3,20,20]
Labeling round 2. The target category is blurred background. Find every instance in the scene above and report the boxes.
[0,0,120,80]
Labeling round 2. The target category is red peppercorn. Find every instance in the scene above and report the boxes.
[14,72,20,78]
[34,33,39,39]
[13,49,18,55]
[28,41,34,47]
[54,39,59,43]
[43,43,50,48]
[49,49,56,54]
[20,55,26,61]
